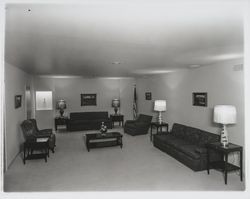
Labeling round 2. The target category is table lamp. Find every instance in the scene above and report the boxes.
[154,100,166,124]
[112,99,120,115]
[56,99,67,117]
[214,105,236,147]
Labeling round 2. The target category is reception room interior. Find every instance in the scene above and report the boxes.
[1,0,250,198]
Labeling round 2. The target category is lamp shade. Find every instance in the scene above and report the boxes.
[214,105,236,124]
[112,99,120,108]
[56,99,67,110]
[154,100,166,111]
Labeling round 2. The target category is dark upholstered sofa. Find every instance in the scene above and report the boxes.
[67,112,112,131]
[153,123,221,171]
[124,114,152,136]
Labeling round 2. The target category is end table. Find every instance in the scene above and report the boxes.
[150,122,169,141]
[54,117,69,131]
[206,142,243,184]
[110,114,124,128]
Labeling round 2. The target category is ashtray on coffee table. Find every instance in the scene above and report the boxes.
[85,132,123,152]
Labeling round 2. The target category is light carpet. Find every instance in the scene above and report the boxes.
[4,127,245,192]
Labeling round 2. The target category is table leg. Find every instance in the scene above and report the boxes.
[150,125,153,141]
[207,148,210,174]
[23,143,26,164]
[224,154,228,184]
[240,150,243,181]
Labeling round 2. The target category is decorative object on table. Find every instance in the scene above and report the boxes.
[213,105,236,148]
[192,92,207,107]
[56,99,67,117]
[81,94,97,106]
[112,99,120,115]
[36,91,53,110]
[15,95,22,109]
[145,92,152,100]
[100,122,107,135]
[154,100,166,124]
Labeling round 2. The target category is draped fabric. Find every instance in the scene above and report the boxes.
[133,86,137,119]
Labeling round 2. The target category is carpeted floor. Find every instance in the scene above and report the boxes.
[4,127,245,192]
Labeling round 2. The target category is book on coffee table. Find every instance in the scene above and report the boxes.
[36,138,49,143]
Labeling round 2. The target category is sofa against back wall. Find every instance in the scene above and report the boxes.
[153,123,222,171]
[67,111,112,131]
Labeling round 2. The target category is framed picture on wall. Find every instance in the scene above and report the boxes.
[15,95,22,109]
[145,92,152,100]
[81,94,97,106]
[192,92,207,107]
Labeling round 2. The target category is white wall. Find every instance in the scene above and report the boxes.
[5,62,33,167]
[33,77,135,129]
[136,59,244,147]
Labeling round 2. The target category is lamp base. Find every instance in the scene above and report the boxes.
[60,109,64,118]
[220,124,229,147]
[157,111,163,124]
[114,107,118,115]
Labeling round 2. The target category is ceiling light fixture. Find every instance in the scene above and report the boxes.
[112,61,121,65]
[189,64,201,68]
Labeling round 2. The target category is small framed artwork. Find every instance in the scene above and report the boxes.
[81,94,97,106]
[192,92,207,107]
[15,95,22,109]
[145,92,152,100]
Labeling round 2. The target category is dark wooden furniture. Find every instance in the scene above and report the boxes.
[110,114,124,127]
[23,138,49,164]
[206,142,243,184]
[150,122,168,141]
[21,119,56,153]
[85,132,123,152]
[55,117,69,131]
[124,114,152,136]
[67,112,112,131]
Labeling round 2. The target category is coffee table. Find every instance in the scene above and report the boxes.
[85,132,123,151]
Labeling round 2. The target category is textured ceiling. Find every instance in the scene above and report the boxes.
[5,1,244,77]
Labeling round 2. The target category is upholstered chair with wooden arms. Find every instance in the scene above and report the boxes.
[21,119,56,153]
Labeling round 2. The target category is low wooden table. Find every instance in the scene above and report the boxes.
[150,122,169,141]
[54,116,69,131]
[23,138,49,164]
[85,132,123,152]
[206,142,243,184]
[110,114,124,128]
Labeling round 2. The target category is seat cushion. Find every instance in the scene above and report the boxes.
[184,127,201,144]
[178,145,201,159]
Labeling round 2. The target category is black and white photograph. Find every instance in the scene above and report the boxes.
[145,92,152,100]
[14,95,22,109]
[0,0,249,199]
[81,93,97,106]
[193,92,207,107]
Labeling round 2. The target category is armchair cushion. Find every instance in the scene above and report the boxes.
[21,119,56,152]
[124,114,152,136]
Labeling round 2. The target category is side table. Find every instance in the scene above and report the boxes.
[55,117,69,131]
[23,138,49,164]
[150,122,168,141]
[206,142,243,184]
[110,114,124,128]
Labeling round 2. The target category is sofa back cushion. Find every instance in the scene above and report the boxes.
[171,123,186,139]
[198,131,220,147]
[70,112,109,120]
[183,126,201,144]
[137,114,153,123]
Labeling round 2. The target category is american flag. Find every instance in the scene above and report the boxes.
[133,86,137,119]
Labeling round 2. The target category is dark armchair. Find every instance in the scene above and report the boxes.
[124,114,152,136]
[21,119,56,152]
